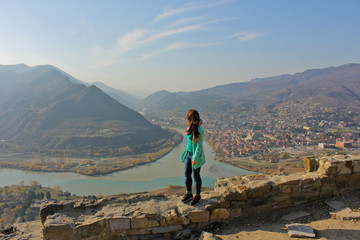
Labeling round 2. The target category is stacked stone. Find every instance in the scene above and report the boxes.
[214,154,360,218]
[41,154,360,240]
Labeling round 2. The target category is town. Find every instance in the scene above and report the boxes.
[146,100,360,168]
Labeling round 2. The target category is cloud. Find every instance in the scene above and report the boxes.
[165,42,192,51]
[151,0,234,24]
[89,1,236,67]
[231,32,264,41]
[151,3,195,24]
[117,29,148,52]
[144,25,205,44]
[169,16,205,27]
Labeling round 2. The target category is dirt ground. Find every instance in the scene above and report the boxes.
[214,188,360,240]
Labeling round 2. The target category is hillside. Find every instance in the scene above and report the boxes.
[90,81,138,108]
[138,63,360,113]
[0,64,175,156]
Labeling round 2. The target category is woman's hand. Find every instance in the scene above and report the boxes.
[192,160,197,166]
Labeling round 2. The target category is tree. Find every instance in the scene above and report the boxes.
[30,180,41,188]
[46,191,51,200]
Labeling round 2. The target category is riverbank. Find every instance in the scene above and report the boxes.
[0,131,183,176]
[217,156,305,174]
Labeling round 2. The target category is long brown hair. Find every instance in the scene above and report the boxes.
[186,109,201,144]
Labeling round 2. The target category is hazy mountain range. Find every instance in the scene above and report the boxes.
[1,62,359,154]
[138,63,360,113]
[0,64,174,155]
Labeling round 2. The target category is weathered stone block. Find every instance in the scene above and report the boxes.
[230,208,242,218]
[187,210,210,223]
[318,161,337,176]
[131,215,160,229]
[205,198,221,210]
[43,224,75,240]
[125,228,151,235]
[43,213,75,240]
[75,219,107,239]
[40,202,67,224]
[152,225,183,234]
[241,207,256,217]
[108,217,131,231]
[271,194,291,203]
[320,183,336,197]
[255,203,274,213]
[230,201,247,208]
[304,157,319,172]
[349,172,360,189]
[216,183,248,201]
[210,208,230,221]
[163,209,190,225]
[272,200,292,210]
[335,174,351,189]
[247,181,272,199]
[353,161,360,173]
[337,161,352,175]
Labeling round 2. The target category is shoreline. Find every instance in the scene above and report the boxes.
[0,131,183,176]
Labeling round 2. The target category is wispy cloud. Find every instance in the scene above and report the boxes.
[169,16,205,28]
[151,3,195,24]
[230,32,264,41]
[89,1,237,67]
[151,1,234,24]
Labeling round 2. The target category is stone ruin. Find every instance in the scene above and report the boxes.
[40,154,360,240]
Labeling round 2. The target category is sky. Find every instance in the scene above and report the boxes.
[0,0,359,94]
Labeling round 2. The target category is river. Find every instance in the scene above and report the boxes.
[0,131,254,196]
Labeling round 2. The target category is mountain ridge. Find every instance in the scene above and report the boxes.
[138,63,360,113]
[0,64,175,156]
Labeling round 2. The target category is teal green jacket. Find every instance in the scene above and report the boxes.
[181,125,205,169]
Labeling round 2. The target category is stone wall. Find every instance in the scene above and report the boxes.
[40,154,360,240]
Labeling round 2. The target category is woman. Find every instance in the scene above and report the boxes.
[181,109,205,205]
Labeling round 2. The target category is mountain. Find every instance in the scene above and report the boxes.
[0,64,175,155]
[90,81,138,108]
[138,63,360,113]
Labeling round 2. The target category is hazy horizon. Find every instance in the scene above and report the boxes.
[0,0,359,93]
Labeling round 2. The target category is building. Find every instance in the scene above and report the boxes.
[335,141,352,148]
[318,143,334,148]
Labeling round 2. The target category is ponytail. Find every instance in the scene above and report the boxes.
[186,109,201,144]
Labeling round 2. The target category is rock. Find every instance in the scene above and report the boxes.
[163,209,190,225]
[152,225,183,234]
[187,210,210,223]
[282,211,310,221]
[304,157,319,172]
[286,224,316,238]
[326,200,345,210]
[230,208,242,218]
[210,208,230,221]
[75,218,107,239]
[173,229,192,239]
[131,215,160,229]
[247,181,272,199]
[73,199,100,209]
[43,213,75,240]
[199,231,221,240]
[330,208,360,220]
[40,201,68,224]
[108,217,131,231]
